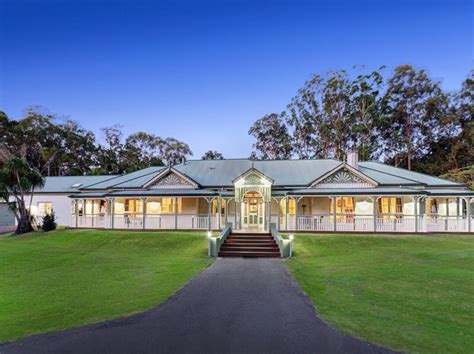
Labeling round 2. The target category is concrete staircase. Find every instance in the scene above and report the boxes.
[218,232,281,258]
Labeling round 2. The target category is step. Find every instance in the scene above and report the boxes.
[226,237,274,241]
[220,246,280,252]
[224,242,277,247]
[226,238,275,243]
[231,233,271,236]
[218,251,281,258]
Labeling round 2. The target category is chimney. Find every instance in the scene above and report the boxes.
[347,150,359,169]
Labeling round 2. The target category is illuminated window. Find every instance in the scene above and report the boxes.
[212,199,226,216]
[378,197,402,214]
[37,202,52,216]
[159,198,182,214]
[125,199,143,214]
[279,199,295,215]
[330,197,355,214]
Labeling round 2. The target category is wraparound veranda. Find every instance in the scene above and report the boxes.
[24,154,474,233]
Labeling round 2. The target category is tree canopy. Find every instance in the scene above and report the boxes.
[248,65,473,184]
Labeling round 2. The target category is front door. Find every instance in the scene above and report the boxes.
[248,198,259,226]
[241,193,265,230]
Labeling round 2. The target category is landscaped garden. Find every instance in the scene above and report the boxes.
[286,233,474,353]
[0,229,212,343]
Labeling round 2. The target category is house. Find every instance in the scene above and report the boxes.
[12,153,474,233]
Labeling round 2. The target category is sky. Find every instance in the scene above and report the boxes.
[0,0,472,158]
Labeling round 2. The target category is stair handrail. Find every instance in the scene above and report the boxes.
[270,223,293,258]
[208,223,232,257]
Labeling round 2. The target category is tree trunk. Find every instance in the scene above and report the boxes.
[15,214,34,235]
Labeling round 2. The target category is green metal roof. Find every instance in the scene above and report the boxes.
[174,159,342,187]
[36,175,118,193]
[80,166,166,190]
[36,159,470,194]
[359,162,465,187]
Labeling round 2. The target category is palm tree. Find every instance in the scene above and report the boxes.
[0,158,45,234]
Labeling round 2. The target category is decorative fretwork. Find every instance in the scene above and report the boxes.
[243,173,263,185]
[321,170,365,184]
[313,168,374,189]
[149,172,195,189]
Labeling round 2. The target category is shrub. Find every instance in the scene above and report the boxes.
[42,211,57,232]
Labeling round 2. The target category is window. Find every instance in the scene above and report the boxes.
[212,199,226,216]
[150,198,182,214]
[125,199,143,214]
[330,197,355,215]
[279,199,295,215]
[378,197,402,215]
[37,202,52,216]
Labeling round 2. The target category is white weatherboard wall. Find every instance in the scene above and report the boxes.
[10,194,73,226]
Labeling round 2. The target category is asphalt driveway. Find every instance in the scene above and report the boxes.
[1,258,391,354]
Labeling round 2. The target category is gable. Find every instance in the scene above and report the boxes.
[311,165,377,189]
[144,168,198,190]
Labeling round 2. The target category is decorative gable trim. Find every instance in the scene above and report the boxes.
[143,167,199,190]
[310,163,378,189]
[231,167,274,185]
[232,167,273,202]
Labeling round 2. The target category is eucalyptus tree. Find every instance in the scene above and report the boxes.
[382,65,446,170]
[286,75,324,159]
[159,137,193,165]
[248,113,292,160]
[349,67,386,161]
[201,150,224,160]
[321,70,354,160]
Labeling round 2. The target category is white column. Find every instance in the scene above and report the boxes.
[294,197,299,231]
[142,197,147,230]
[414,196,418,233]
[174,197,178,230]
[110,198,115,229]
[217,197,221,230]
[372,197,377,232]
[468,198,472,233]
[207,198,212,231]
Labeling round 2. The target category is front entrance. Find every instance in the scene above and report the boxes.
[241,192,265,230]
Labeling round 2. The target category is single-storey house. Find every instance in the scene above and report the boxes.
[8,153,474,233]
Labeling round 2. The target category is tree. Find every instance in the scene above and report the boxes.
[202,150,224,160]
[159,138,193,165]
[97,124,125,174]
[0,158,44,234]
[249,113,292,159]
[382,65,447,170]
[349,67,386,160]
[286,75,324,159]
[123,132,164,171]
[320,70,354,160]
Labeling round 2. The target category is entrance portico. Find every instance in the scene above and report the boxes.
[241,192,265,231]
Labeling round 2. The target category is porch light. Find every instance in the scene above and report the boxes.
[207,231,212,239]
[289,234,294,241]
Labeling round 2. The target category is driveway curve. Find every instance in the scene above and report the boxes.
[1,258,392,354]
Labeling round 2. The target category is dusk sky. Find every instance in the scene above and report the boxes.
[1,0,472,158]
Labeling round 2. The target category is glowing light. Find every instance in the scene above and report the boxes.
[207,231,212,238]
[289,234,294,241]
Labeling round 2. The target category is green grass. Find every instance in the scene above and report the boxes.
[0,229,212,343]
[285,234,474,353]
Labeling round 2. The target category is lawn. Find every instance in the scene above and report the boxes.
[0,229,212,343]
[285,234,474,353]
